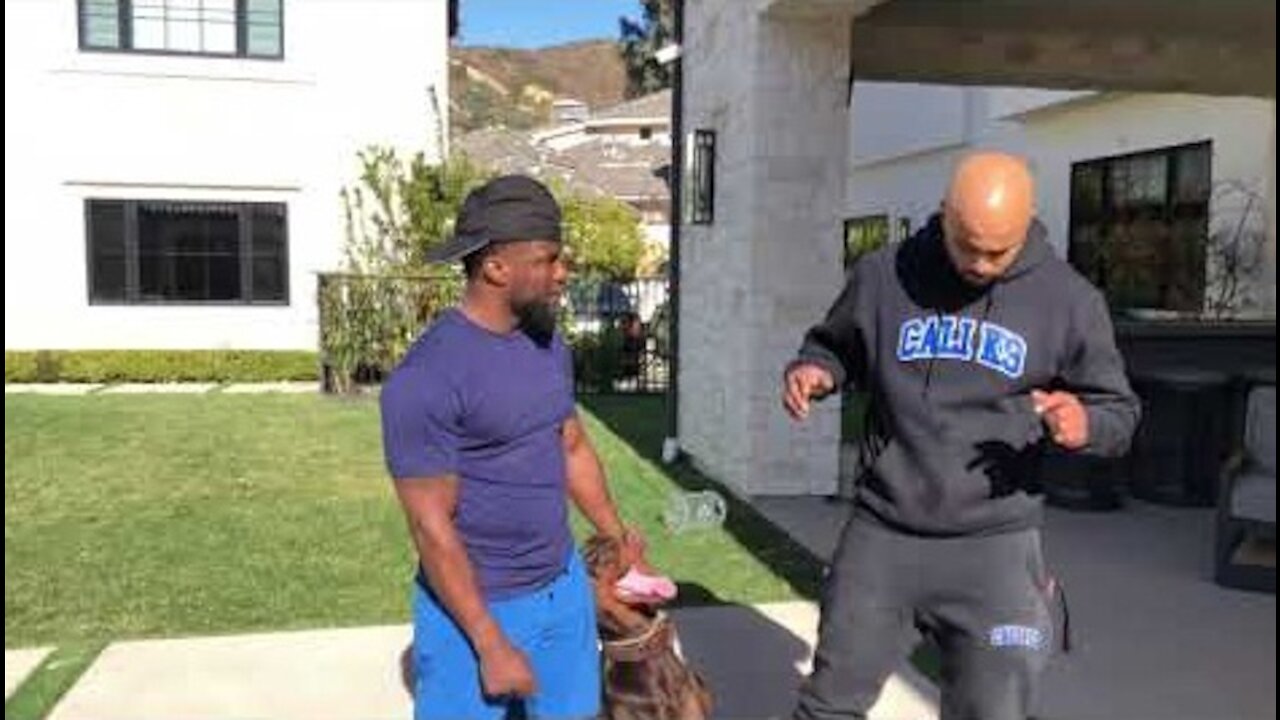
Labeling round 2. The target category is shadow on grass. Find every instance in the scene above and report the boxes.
[580,394,823,604]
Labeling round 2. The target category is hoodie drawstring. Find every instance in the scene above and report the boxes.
[922,311,942,400]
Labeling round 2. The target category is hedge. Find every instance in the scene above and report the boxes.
[4,350,319,384]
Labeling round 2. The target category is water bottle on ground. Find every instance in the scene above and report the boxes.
[663,490,728,533]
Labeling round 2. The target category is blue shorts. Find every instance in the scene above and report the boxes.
[412,551,600,720]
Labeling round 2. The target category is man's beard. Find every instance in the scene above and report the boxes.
[515,299,558,347]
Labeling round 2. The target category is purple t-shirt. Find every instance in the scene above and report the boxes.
[380,309,576,600]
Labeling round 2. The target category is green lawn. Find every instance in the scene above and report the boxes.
[5,393,820,650]
[581,395,822,603]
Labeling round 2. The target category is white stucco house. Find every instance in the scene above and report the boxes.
[4,0,452,351]
[846,85,1275,319]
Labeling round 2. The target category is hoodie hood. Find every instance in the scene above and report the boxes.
[899,213,1051,314]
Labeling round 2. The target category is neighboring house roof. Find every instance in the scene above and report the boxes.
[549,139,669,201]
[534,89,672,144]
[454,91,673,209]
[591,89,672,123]
[454,127,544,176]
[530,122,587,146]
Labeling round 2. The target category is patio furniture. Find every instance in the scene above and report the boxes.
[1215,384,1276,593]
[1129,368,1232,507]
[1043,447,1125,511]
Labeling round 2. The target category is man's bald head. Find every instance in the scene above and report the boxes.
[942,152,1036,286]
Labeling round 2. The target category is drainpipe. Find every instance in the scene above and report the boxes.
[661,0,684,464]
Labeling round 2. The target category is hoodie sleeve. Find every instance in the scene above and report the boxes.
[792,259,874,395]
[1063,287,1141,457]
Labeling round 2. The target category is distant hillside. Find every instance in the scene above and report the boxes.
[450,40,627,135]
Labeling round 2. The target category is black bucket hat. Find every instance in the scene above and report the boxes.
[425,175,562,263]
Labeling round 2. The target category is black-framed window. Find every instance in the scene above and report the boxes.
[87,199,288,304]
[844,215,889,267]
[78,0,283,59]
[684,129,715,225]
[1068,142,1210,313]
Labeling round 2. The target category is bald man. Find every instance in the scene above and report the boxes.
[785,152,1139,720]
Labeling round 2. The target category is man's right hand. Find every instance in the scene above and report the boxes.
[394,479,536,699]
[477,636,536,698]
[783,363,835,421]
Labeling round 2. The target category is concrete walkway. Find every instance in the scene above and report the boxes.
[22,603,936,720]
[45,626,412,720]
[4,383,106,395]
[755,496,1277,720]
[5,647,52,699]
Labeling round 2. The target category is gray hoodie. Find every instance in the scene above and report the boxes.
[797,215,1140,536]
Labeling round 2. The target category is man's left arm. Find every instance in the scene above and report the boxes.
[1036,288,1141,456]
[563,413,639,548]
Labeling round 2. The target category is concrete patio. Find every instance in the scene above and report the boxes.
[755,496,1278,719]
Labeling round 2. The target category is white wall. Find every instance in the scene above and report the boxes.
[4,0,449,350]
[1020,93,1273,260]
[850,82,969,166]
[643,222,671,246]
[847,81,1028,236]
[848,86,1276,317]
[535,123,671,152]
[588,122,672,147]
[983,87,1093,122]
[847,143,967,233]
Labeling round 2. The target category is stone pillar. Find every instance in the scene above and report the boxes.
[1265,103,1277,317]
[679,0,852,495]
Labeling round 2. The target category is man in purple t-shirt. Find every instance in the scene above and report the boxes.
[381,175,645,720]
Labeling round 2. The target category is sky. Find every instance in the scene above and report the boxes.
[455,0,644,49]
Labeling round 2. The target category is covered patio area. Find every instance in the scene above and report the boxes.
[755,495,1276,718]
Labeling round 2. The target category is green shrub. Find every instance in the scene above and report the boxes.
[4,351,318,384]
[570,323,642,393]
[5,352,37,383]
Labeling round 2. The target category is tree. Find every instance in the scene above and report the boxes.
[322,150,489,392]
[1204,180,1268,319]
[618,0,674,98]
[341,148,492,274]
[559,191,646,282]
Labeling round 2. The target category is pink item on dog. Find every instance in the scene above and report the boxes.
[615,567,678,603]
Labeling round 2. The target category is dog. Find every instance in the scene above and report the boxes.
[582,534,714,720]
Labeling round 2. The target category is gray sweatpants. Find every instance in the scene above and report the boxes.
[795,517,1056,720]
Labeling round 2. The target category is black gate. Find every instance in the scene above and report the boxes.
[565,277,669,394]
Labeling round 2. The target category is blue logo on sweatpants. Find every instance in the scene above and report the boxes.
[989,624,1046,650]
